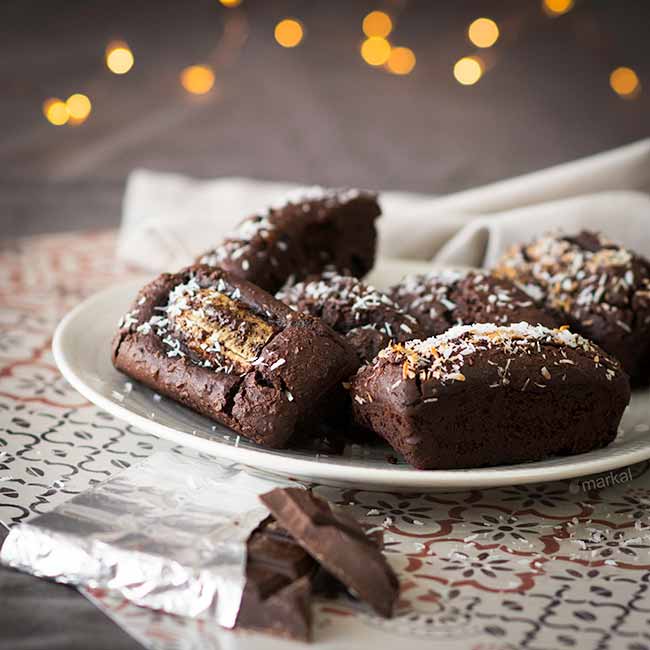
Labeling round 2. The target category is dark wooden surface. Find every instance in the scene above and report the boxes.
[2,0,649,239]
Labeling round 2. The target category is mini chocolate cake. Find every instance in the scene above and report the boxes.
[277,271,424,363]
[352,322,630,470]
[198,187,381,293]
[112,265,358,448]
[493,231,650,386]
[389,269,558,337]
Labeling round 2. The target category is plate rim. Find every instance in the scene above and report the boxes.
[53,278,650,491]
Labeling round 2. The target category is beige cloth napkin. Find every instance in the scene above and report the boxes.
[116,139,650,271]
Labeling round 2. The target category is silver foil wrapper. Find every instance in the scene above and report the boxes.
[0,452,293,628]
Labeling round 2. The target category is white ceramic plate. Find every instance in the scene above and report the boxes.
[53,261,650,491]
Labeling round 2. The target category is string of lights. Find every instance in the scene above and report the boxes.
[42,0,644,127]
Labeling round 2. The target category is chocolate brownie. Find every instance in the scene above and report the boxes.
[351,322,630,470]
[389,269,558,337]
[493,231,650,386]
[198,187,381,293]
[277,271,424,364]
[111,265,358,448]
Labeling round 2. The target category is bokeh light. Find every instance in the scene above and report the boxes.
[66,94,92,124]
[543,0,574,16]
[219,0,242,6]
[453,56,484,85]
[106,41,134,74]
[610,67,641,99]
[386,47,416,75]
[361,37,391,66]
[42,98,69,126]
[468,18,499,48]
[362,11,392,38]
[274,19,304,48]
[181,65,216,95]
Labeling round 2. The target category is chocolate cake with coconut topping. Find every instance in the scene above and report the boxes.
[389,269,558,337]
[351,322,630,469]
[277,270,424,363]
[493,231,650,386]
[112,265,358,448]
[198,187,380,293]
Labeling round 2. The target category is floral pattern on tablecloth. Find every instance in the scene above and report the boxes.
[1,231,650,650]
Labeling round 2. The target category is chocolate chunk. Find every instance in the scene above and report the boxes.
[237,569,313,641]
[198,187,381,293]
[277,270,424,364]
[246,518,316,580]
[235,518,316,641]
[112,265,358,448]
[352,322,631,470]
[389,269,558,337]
[260,488,399,618]
[236,514,389,640]
[494,230,650,386]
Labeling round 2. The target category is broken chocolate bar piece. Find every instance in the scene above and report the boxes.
[112,265,358,448]
[246,518,316,581]
[236,500,393,641]
[260,488,399,618]
[237,573,312,642]
[198,187,381,293]
[236,518,317,642]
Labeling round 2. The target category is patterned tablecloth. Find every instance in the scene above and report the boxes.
[2,230,650,650]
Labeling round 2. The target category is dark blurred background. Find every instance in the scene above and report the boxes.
[2,0,648,238]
